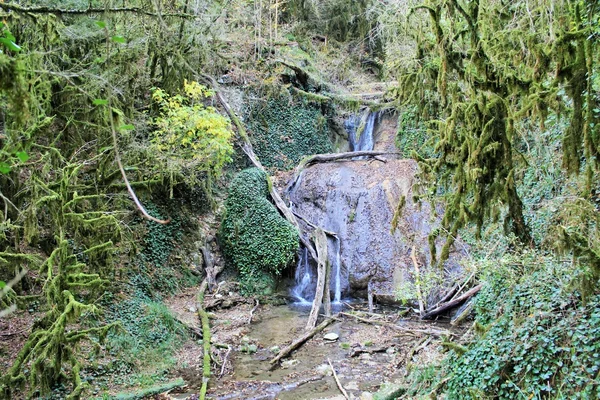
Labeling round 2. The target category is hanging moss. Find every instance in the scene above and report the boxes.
[219,168,299,295]
[395,0,598,263]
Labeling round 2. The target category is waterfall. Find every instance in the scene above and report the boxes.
[291,247,312,304]
[345,110,378,152]
[332,236,342,303]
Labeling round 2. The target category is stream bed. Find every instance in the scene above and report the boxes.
[168,294,456,400]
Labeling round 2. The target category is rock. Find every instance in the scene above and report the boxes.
[289,159,465,302]
[188,306,197,313]
[346,381,359,390]
[323,332,339,341]
[281,359,299,369]
[360,392,374,400]
[269,345,281,354]
[316,363,333,376]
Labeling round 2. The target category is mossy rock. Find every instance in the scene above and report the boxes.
[219,168,299,295]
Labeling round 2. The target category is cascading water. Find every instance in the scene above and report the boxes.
[289,111,381,304]
[345,110,378,152]
[332,236,342,303]
[291,247,313,304]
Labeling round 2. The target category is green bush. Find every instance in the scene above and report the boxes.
[445,254,600,399]
[246,95,333,170]
[219,168,299,295]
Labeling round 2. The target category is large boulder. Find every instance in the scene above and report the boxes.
[288,158,464,303]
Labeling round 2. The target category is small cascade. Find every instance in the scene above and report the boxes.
[345,110,378,152]
[291,247,313,304]
[332,236,342,303]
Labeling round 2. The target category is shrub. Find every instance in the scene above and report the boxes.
[219,168,299,295]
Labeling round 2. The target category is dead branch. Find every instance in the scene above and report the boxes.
[328,358,349,399]
[421,284,482,320]
[0,2,203,18]
[306,228,328,330]
[403,336,432,376]
[248,298,260,324]
[410,246,425,317]
[270,315,338,366]
[107,99,169,224]
[341,312,453,337]
[451,299,474,326]
[219,345,232,378]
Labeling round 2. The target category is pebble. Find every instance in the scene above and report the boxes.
[281,359,299,369]
[360,392,374,400]
[323,332,339,341]
[316,363,333,376]
[346,381,359,390]
[269,345,280,354]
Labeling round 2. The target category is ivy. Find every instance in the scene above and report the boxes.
[446,255,600,399]
[219,168,299,295]
[246,94,333,170]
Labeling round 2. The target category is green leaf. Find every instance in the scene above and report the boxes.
[15,151,29,162]
[111,36,126,44]
[119,124,135,131]
[93,99,108,106]
[0,37,21,52]
[0,162,11,174]
[96,20,107,29]
[0,281,5,289]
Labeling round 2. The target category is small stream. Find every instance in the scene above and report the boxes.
[201,303,421,400]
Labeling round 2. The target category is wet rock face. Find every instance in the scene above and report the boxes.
[289,159,463,302]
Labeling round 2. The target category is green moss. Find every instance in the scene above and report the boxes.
[219,168,299,295]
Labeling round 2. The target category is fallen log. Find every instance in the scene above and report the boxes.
[341,312,453,337]
[270,315,338,366]
[113,378,186,400]
[421,284,483,320]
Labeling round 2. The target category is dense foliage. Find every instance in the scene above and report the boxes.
[246,94,333,170]
[447,255,600,399]
[219,168,299,294]
[386,0,599,263]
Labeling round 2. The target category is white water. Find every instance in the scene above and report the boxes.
[332,236,342,303]
[346,110,378,152]
[291,247,312,304]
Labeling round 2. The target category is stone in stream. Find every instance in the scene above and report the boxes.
[323,332,339,341]
[269,345,281,354]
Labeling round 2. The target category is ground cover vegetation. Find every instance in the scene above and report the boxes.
[0,0,599,398]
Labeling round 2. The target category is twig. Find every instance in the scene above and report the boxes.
[219,345,232,378]
[248,298,259,324]
[403,336,430,376]
[328,358,349,399]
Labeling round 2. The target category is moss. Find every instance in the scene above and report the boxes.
[219,168,299,295]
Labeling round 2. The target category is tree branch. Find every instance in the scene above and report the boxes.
[0,2,202,19]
